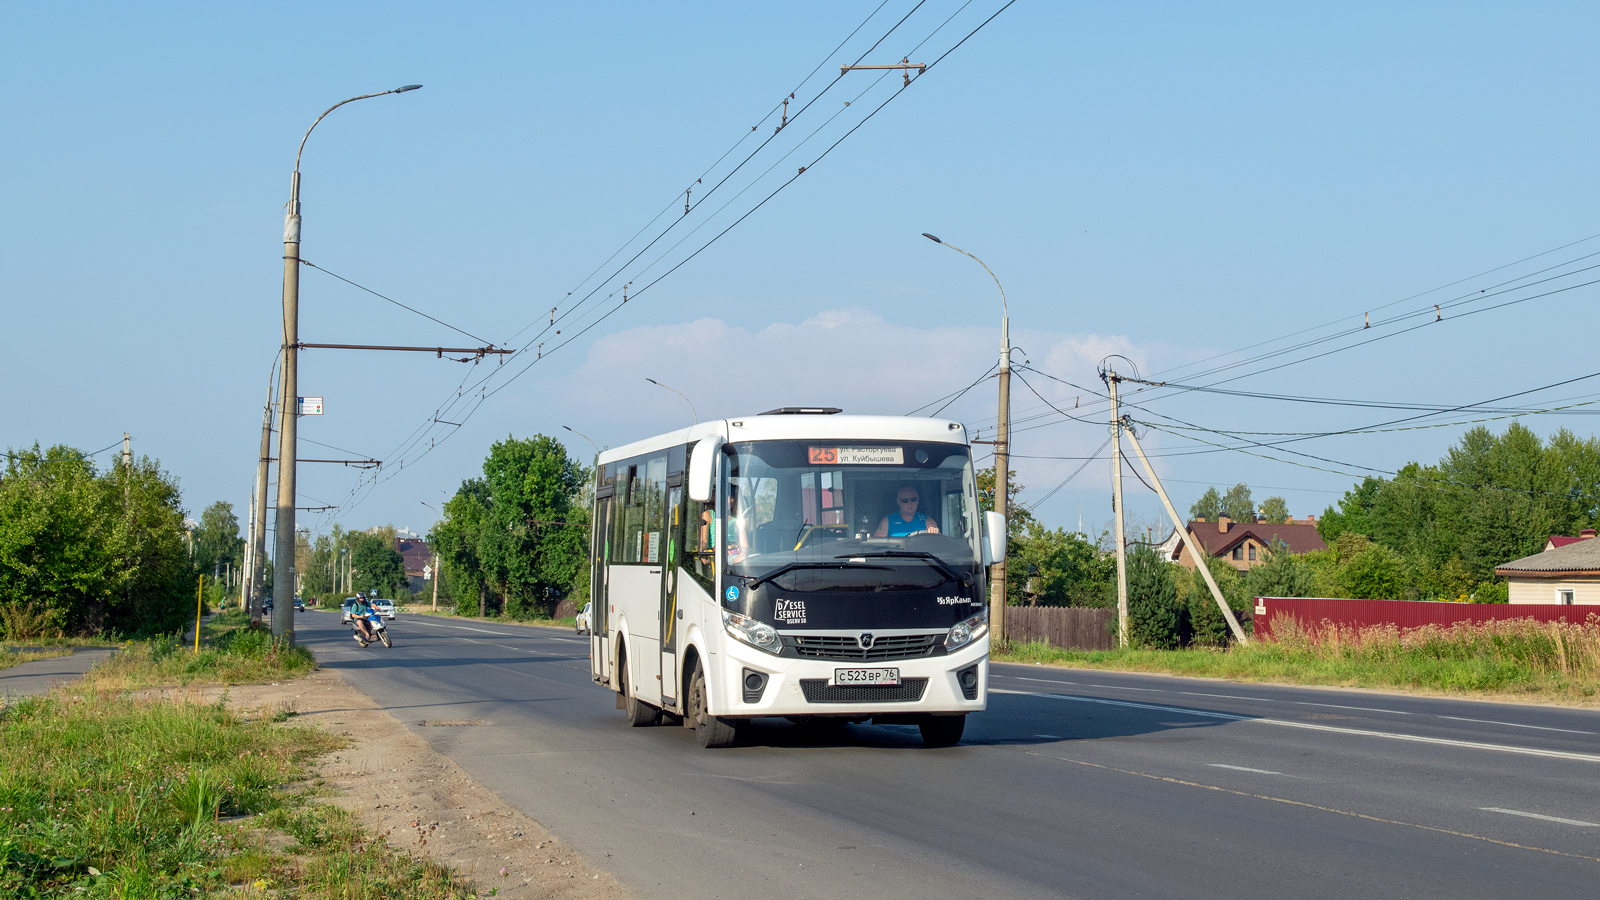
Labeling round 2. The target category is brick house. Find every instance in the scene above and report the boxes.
[395,537,436,595]
[1161,516,1328,572]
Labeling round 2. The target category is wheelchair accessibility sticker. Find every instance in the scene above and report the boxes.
[725,585,739,601]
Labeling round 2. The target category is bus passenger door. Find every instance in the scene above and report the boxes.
[660,481,683,707]
[591,494,612,684]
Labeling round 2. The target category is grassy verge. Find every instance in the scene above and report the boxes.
[79,609,315,691]
[0,614,477,898]
[996,618,1600,703]
[0,648,71,672]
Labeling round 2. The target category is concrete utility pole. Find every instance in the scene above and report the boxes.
[923,233,1009,645]
[250,399,272,627]
[121,433,131,470]
[1109,372,1130,646]
[272,84,421,645]
[1120,422,1249,644]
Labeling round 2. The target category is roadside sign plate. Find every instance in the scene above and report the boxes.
[298,396,324,416]
[832,667,900,686]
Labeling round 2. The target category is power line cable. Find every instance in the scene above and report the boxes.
[299,259,495,345]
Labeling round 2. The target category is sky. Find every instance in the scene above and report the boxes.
[5,1,1600,544]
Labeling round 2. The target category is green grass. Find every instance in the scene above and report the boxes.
[0,610,478,898]
[0,648,71,672]
[996,617,1600,703]
[78,611,315,692]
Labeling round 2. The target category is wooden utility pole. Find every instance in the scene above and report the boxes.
[1109,373,1130,646]
[1121,423,1249,644]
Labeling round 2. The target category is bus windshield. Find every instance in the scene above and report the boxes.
[718,440,980,594]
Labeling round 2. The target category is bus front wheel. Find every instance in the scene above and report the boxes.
[919,714,965,747]
[688,661,738,748]
[618,650,659,727]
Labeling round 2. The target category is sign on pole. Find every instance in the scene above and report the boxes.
[297,396,324,416]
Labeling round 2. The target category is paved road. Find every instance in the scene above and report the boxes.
[0,648,117,698]
[295,610,1600,899]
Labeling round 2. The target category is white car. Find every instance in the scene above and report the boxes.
[371,599,397,620]
[575,602,591,636]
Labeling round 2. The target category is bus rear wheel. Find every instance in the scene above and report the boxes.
[688,661,738,748]
[919,714,965,747]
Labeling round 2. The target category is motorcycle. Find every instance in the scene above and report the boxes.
[351,609,392,648]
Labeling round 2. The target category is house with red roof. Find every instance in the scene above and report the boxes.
[1162,516,1327,572]
[1544,529,1597,551]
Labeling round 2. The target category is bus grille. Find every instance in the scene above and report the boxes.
[789,633,941,662]
[799,678,929,704]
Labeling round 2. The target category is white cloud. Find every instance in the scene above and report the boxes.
[547,309,1172,526]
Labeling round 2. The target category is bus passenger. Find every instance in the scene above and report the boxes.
[874,484,940,537]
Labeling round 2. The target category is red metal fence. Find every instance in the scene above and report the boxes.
[1254,596,1600,639]
[1005,606,1117,650]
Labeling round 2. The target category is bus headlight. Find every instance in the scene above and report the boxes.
[723,611,781,654]
[945,611,989,651]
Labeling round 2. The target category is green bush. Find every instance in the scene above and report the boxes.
[1126,547,1180,649]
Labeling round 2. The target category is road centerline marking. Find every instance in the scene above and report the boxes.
[992,689,1600,764]
[1440,716,1596,735]
[1480,808,1600,827]
[1209,763,1285,775]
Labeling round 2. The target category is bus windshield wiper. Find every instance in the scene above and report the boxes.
[833,551,967,587]
[747,561,891,590]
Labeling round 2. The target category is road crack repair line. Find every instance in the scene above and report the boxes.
[992,689,1600,764]
[1018,750,1600,865]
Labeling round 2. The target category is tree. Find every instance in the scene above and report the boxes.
[192,501,243,580]
[1190,486,1224,521]
[976,465,1036,539]
[1008,522,1115,607]
[351,532,406,597]
[1257,496,1290,524]
[1186,556,1250,646]
[479,435,588,619]
[1317,477,1382,543]
[1243,539,1314,599]
[1125,546,1180,649]
[0,443,192,636]
[1221,483,1255,522]
[431,478,492,616]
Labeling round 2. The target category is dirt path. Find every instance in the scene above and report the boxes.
[154,668,630,900]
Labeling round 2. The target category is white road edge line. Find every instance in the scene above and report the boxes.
[1208,764,1284,775]
[991,689,1600,764]
[1439,716,1596,735]
[1479,807,1600,827]
[1034,734,1064,739]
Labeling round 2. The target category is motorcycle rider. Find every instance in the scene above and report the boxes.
[350,591,379,644]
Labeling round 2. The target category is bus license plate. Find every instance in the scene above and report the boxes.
[833,667,900,686]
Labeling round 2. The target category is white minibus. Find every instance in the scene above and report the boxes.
[588,408,1005,747]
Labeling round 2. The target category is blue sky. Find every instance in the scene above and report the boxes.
[5,2,1600,541]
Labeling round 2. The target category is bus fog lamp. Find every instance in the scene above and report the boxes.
[945,612,988,650]
[723,611,781,653]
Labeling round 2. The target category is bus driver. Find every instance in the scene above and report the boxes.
[874,484,940,537]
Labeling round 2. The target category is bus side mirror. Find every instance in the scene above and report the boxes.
[687,436,724,503]
[983,511,1007,566]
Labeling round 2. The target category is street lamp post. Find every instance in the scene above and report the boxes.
[272,84,422,645]
[645,378,698,423]
[922,232,1010,646]
[421,501,441,611]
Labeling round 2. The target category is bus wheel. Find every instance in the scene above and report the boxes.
[688,661,738,748]
[619,652,659,727]
[918,714,965,747]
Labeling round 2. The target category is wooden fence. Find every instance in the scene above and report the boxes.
[1005,606,1117,650]
[1254,596,1600,639]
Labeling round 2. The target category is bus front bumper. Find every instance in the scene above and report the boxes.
[716,638,988,718]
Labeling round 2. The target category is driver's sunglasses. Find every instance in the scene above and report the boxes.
[897,497,918,504]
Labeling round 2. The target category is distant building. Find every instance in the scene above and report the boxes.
[395,537,435,595]
[1164,516,1327,572]
[1495,532,1600,604]
[1544,528,1598,551]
